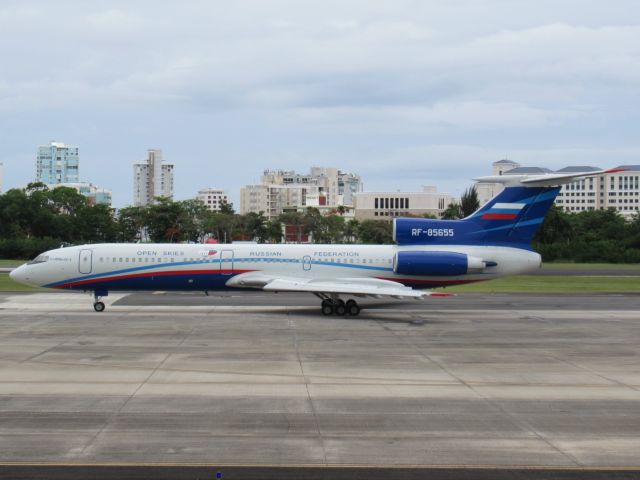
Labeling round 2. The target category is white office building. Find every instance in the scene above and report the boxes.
[197,188,230,212]
[354,186,454,220]
[133,149,174,206]
[240,167,362,218]
[554,165,640,218]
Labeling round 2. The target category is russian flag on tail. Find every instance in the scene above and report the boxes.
[481,202,526,220]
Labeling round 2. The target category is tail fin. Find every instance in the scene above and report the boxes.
[394,167,625,249]
[394,185,560,249]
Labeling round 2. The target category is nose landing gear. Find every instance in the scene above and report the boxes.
[319,297,361,316]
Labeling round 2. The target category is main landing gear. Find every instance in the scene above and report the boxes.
[92,290,108,312]
[320,298,361,316]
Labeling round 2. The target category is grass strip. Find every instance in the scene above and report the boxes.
[0,259,26,267]
[0,273,47,292]
[541,262,640,271]
[440,275,640,293]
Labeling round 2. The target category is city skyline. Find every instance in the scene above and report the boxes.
[0,1,639,207]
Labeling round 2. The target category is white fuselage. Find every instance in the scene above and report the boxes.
[10,243,541,292]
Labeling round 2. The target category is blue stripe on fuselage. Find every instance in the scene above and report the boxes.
[45,257,395,288]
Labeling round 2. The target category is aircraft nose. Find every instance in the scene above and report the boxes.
[9,266,27,285]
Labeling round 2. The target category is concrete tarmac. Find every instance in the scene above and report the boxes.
[0,291,639,479]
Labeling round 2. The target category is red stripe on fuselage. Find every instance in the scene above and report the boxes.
[376,277,487,287]
[54,269,256,289]
[481,213,517,220]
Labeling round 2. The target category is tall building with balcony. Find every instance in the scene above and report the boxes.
[133,149,174,206]
[240,167,362,218]
[197,188,230,212]
[36,141,79,184]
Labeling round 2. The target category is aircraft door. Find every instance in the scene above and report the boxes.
[302,255,312,271]
[220,250,234,275]
[79,249,92,274]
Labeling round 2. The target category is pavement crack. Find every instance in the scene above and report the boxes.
[289,312,328,466]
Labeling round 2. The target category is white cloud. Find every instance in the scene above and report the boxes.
[0,0,638,205]
[292,101,582,133]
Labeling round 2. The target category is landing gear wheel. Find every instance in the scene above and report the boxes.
[93,301,105,312]
[346,299,360,316]
[334,299,347,316]
[321,299,334,316]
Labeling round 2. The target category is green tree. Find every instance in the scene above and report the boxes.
[460,186,480,217]
[343,219,360,243]
[265,219,283,243]
[219,201,235,215]
[534,205,573,245]
[117,206,148,242]
[236,212,268,242]
[145,197,188,242]
[441,202,462,220]
[203,211,236,243]
[357,220,393,244]
[179,199,208,242]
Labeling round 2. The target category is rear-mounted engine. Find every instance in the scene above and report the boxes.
[394,251,487,276]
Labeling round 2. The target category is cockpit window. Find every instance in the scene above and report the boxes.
[27,255,49,265]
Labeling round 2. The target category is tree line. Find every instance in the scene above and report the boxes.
[0,183,394,258]
[1,183,639,262]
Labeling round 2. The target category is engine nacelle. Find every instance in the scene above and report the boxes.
[394,251,486,276]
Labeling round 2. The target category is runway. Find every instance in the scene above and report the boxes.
[0,292,638,479]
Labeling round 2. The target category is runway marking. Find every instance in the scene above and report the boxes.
[0,462,638,470]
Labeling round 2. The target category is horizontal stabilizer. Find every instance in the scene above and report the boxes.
[475,167,627,187]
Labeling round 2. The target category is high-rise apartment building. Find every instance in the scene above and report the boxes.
[36,141,79,184]
[197,188,229,212]
[133,149,174,206]
[240,167,362,218]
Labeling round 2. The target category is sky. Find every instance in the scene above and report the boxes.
[1,0,639,207]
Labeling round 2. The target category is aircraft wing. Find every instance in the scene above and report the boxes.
[225,272,449,299]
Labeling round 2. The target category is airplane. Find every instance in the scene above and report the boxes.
[10,168,624,315]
